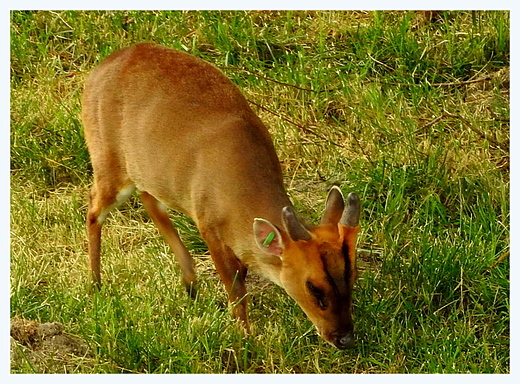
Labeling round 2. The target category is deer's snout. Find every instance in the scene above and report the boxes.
[332,330,355,349]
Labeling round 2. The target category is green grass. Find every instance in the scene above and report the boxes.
[10,10,509,373]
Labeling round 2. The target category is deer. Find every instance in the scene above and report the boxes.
[82,43,361,349]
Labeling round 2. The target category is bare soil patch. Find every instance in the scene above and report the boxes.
[10,317,94,373]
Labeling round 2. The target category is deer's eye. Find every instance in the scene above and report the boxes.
[306,281,328,310]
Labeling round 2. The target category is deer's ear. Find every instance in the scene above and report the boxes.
[253,218,284,258]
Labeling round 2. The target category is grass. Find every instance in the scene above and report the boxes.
[10,10,509,373]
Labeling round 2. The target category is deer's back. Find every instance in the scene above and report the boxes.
[82,43,288,227]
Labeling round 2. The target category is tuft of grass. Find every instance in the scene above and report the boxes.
[11,11,509,373]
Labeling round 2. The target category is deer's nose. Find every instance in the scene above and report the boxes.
[334,331,355,349]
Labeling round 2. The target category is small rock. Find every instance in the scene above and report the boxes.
[37,322,65,338]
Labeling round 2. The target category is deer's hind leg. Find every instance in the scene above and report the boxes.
[87,170,135,287]
[87,182,135,287]
[140,191,197,297]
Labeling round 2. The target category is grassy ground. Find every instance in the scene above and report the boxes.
[10,10,509,373]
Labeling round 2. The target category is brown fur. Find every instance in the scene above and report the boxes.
[82,43,361,348]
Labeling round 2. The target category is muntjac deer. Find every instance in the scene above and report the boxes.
[82,43,361,349]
